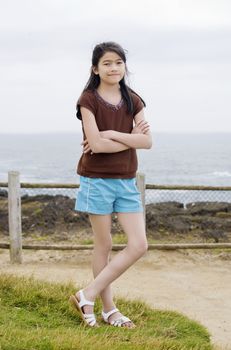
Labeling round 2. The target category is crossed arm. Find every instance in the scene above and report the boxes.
[80,106,152,154]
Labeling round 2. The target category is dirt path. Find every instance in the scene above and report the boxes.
[0,248,231,349]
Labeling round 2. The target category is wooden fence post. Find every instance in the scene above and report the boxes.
[136,172,146,230]
[8,171,22,264]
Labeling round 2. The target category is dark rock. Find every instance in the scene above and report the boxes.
[146,211,192,234]
[0,189,8,198]
[146,201,231,242]
[64,210,88,224]
[21,194,63,203]
[200,217,231,231]
[146,202,187,233]
[200,230,228,243]
[147,202,184,215]
[186,202,231,215]
[0,211,8,234]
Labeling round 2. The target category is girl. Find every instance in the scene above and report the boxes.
[70,41,152,328]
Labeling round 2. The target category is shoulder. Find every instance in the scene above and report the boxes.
[76,89,97,120]
[130,91,140,100]
[78,89,95,104]
[129,91,145,116]
[130,91,145,105]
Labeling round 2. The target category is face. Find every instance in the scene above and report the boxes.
[93,51,126,85]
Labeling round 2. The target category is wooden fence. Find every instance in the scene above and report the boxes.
[1,171,231,264]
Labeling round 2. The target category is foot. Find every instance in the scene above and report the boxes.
[76,289,95,315]
[102,307,135,328]
[69,289,98,327]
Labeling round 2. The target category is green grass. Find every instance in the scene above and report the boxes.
[0,273,213,350]
[112,233,128,244]
[79,238,94,245]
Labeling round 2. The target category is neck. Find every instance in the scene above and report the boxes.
[97,82,120,94]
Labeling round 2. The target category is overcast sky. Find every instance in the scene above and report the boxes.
[1,0,231,134]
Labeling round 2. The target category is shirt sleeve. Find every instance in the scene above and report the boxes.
[132,93,145,117]
[76,90,96,120]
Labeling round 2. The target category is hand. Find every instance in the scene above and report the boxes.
[99,130,114,139]
[132,120,150,134]
[81,139,94,155]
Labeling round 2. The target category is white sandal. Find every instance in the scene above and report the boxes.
[102,308,135,328]
[69,289,99,327]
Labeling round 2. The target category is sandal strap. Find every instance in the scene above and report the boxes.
[102,308,119,322]
[111,315,131,327]
[78,289,94,308]
[84,313,97,326]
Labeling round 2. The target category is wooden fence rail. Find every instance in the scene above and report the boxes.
[1,242,231,251]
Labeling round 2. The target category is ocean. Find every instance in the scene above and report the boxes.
[0,132,231,203]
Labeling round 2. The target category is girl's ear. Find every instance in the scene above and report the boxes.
[92,66,98,75]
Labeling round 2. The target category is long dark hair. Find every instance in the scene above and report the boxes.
[80,41,146,115]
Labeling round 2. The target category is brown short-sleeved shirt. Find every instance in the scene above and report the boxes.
[76,89,144,178]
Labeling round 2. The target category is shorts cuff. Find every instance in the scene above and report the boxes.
[114,207,143,213]
[74,207,112,215]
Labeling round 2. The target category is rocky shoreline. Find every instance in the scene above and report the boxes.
[0,191,231,243]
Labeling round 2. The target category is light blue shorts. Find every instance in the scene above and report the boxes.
[74,176,143,215]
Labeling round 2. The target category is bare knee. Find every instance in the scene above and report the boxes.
[94,236,112,254]
[127,237,148,258]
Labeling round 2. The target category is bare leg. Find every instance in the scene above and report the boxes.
[79,214,115,316]
[89,213,134,328]
[90,214,116,311]
[76,212,148,326]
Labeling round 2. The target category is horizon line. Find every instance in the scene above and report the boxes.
[1,131,231,135]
